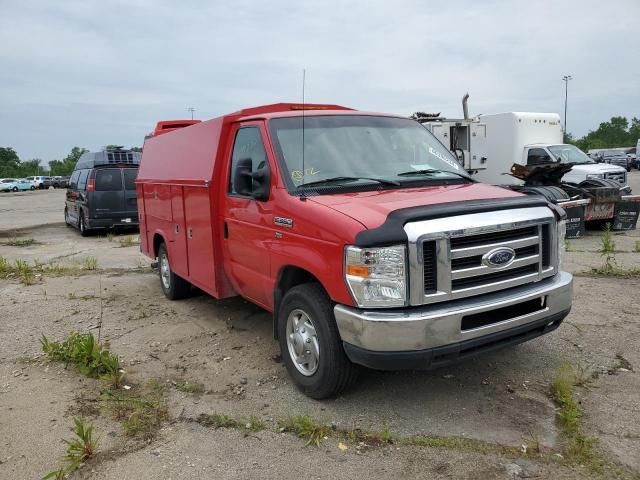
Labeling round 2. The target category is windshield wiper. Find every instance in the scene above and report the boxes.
[396,169,472,180]
[297,176,400,188]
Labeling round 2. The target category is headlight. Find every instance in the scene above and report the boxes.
[557,219,566,270]
[586,173,603,179]
[344,245,407,308]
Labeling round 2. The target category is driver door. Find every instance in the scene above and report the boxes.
[221,123,275,308]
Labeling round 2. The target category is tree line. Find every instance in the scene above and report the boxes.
[0,146,142,178]
[566,116,640,152]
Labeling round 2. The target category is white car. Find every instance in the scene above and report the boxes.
[26,175,52,189]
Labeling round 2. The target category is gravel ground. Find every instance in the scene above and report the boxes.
[1,174,639,479]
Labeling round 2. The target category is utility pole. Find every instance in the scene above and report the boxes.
[187,107,195,120]
[562,75,572,136]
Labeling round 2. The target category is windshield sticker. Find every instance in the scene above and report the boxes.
[428,147,460,170]
[291,167,320,181]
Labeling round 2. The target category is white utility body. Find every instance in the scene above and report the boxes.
[423,112,628,187]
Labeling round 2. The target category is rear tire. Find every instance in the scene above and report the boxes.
[12,187,18,192]
[157,243,191,300]
[79,212,91,237]
[64,208,72,227]
[278,283,359,399]
[30,186,35,191]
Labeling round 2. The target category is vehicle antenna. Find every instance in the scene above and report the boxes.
[301,69,306,187]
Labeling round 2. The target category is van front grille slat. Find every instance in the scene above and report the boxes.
[452,264,538,290]
[450,226,538,249]
[422,241,437,293]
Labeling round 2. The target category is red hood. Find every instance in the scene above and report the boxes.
[308,183,522,229]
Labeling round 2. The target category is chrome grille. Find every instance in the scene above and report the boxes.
[604,171,626,185]
[405,207,558,306]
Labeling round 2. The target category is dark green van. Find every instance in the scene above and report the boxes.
[64,148,141,236]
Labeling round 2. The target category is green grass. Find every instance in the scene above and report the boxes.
[599,223,615,254]
[118,235,139,248]
[589,254,640,278]
[174,380,205,395]
[278,415,334,447]
[2,237,36,247]
[634,241,640,253]
[0,255,98,284]
[101,380,169,440]
[196,413,265,433]
[41,332,123,385]
[550,363,601,469]
[43,417,98,479]
[106,232,114,242]
[82,257,98,270]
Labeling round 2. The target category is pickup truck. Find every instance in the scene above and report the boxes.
[137,103,573,399]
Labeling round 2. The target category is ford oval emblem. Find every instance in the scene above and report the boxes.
[482,247,516,268]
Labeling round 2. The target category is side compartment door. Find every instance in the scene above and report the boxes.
[184,186,215,291]
[221,123,274,308]
[170,185,189,278]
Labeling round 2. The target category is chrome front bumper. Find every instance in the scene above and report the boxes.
[334,271,572,357]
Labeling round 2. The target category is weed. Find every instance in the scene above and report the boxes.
[43,417,98,479]
[550,363,601,468]
[82,257,98,270]
[3,237,36,247]
[599,223,615,254]
[118,235,138,248]
[106,232,114,242]
[101,380,169,440]
[14,259,35,285]
[41,332,122,382]
[174,381,205,395]
[279,414,332,447]
[195,413,265,433]
[589,254,640,278]
[635,241,640,253]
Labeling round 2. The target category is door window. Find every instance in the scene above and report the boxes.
[123,168,138,190]
[77,170,89,190]
[69,171,80,189]
[527,148,552,165]
[95,169,123,191]
[229,127,267,195]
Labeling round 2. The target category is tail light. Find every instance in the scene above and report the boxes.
[87,179,95,192]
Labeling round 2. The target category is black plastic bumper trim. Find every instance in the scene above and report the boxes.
[342,308,570,371]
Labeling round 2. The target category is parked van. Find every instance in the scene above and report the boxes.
[137,103,572,399]
[65,148,140,236]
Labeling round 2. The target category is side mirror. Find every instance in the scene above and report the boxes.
[232,158,271,201]
[232,158,252,196]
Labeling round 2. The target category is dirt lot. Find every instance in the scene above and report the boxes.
[1,176,639,479]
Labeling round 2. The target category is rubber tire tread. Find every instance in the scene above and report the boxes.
[158,243,191,300]
[278,283,359,399]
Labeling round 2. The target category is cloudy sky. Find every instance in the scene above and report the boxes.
[1,0,638,164]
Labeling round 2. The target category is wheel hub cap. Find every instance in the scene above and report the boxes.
[286,309,319,376]
[160,253,171,289]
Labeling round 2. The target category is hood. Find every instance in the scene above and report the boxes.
[308,183,521,229]
[569,163,625,174]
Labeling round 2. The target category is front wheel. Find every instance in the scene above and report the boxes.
[12,187,18,192]
[278,283,358,399]
[157,243,191,300]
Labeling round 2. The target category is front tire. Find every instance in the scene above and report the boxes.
[157,243,191,300]
[12,187,18,192]
[278,283,358,399]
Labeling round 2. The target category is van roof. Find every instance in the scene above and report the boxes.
[75,149,141,170]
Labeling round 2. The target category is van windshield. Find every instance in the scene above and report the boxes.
[95,169,123,191]
[548,145,594,164]
[269,115,469,191]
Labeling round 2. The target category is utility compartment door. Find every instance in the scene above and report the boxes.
[183,186,215,292]
[470,123,488,170]
[170,185,189,278]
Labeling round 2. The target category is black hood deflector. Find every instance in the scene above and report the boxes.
[354,195,554,247]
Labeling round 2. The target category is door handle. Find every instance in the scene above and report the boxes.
[187,228,193,239]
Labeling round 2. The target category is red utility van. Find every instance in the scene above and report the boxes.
[137,103,573,399]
